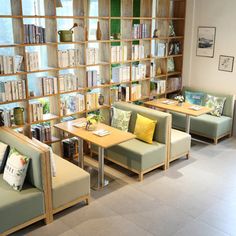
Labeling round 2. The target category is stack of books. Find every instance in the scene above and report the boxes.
[60,94,85,116]
[25,51,39,72]
[111,66,130,83]
[58,47,83,68]
[40,77,58,96]
[154,43,167,57]
[86,48,99,65]
[132,64,147,81]
[31,124,52,142]
[0,80,26,102]
[131,84,142,100]
[132,24,148,39]
[150,80,166,95]
[0,55,23,74]
[87,70,98,87]
[111,46,128,63]
[59,74,78,93]
[29,102,43,122]
[24,24,46,44]
[150,63,156,77]
[132,45,145,60]
[62,137,78,159]
[166,77,181,92]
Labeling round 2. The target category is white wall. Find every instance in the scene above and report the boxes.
[183,0,236,95]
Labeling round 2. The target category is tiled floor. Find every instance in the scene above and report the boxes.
[13,138,236,236]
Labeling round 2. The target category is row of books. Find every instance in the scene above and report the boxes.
[24,24,46,44]
[86,48,99,65]
[25,51,39,72]
[150,80,166,95]
[0,55,23,74]
[131,84,142,101]
[166,77,181,92]
[59,73,79,93]
[154,43,166,58]
[111,66,130,83]
[31,124,52,142]
[0,80,26,102]
[111,46,128,63]
[87,70,98,87]
[29,102,43,122]
[58,48,83,68]
[132,45,145,60]
[60,94,85,116]
[132,24,148,39]
[132,64,147,81]
[0,109,12,127]
[62,137,78,159]
[40,76,58,96]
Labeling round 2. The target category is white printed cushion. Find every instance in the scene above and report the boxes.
[0,141,10,173]
[3,148,30,191]
[111,107,132,132]
[32,138,56,177]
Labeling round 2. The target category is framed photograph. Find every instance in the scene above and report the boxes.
[196,27,216,58]
[218,55,234,72]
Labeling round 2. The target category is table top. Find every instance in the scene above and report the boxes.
[144,98,213,117]
[54,118,136,149]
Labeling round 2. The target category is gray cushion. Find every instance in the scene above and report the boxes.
[106,139,166,171]
[52,154,90,209]
[0,175,44,234]
[171,129,191,160]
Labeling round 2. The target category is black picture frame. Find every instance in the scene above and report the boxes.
[196,26,216,58]
[218,55,234,72]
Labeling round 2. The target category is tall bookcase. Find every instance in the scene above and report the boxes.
[0,0,186,154]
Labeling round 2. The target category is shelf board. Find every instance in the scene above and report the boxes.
[30,113,59,124]
[151,74,167,79]
[28,93,58,100]
[167,54,183,58]
[60,110,86,118]
[87,105,110,113]
[85,62,110,67]
[0,99,27,105]
[167,71,182,76]
[131,96,149,102]
[131,77,150,83]
[44,136,61,144]
[59,88,85,95]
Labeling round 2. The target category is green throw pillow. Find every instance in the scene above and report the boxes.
[185,91,205,105]
[111,107,132,132]
[205,94,226,117]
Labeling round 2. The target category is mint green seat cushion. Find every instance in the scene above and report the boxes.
[106,139,166,172]
[171,112,232,139]
[171,129,191,160]
[0,175,44,234]
[52,154,90,209]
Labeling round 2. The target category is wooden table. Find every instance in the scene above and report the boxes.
[144,98,213,133]
[54,118,135,190]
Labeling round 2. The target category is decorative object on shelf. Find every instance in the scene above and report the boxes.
[0,109,4,126]
[174,95,184,106]
[13,107,24,125]
[218,55,234,72]
[169,22,176,37]
[96,21,102,40]
[56,0,63,8]
[29,91,35,97]
[157,66,162,75]
[153,29,160,38]
[85,114,102,131]
[167,58,175,72]
[196,26,216,58]
[84,27,88,41]
[98,94,105,105]
[168,41,180,55]
[58,23,78,42]
[113,33,121,40]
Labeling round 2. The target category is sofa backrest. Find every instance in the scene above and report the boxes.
[183,86,235,118]
[0,127,45,190]
[113,102,171,144]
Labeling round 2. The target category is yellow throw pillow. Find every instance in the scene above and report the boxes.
[134,114,157,144]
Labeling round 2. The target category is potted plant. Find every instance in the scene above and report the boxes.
[86,113,103,131]
[174,95,184,106]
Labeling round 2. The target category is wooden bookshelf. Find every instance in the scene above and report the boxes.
[0,0,186,152]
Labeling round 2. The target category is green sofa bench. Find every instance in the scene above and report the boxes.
[0,127,51,236]
[94,102,172,181]
[171,87,235,144]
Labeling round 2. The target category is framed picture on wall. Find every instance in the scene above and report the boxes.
[196,27,216,58]
[218,55,234,72]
